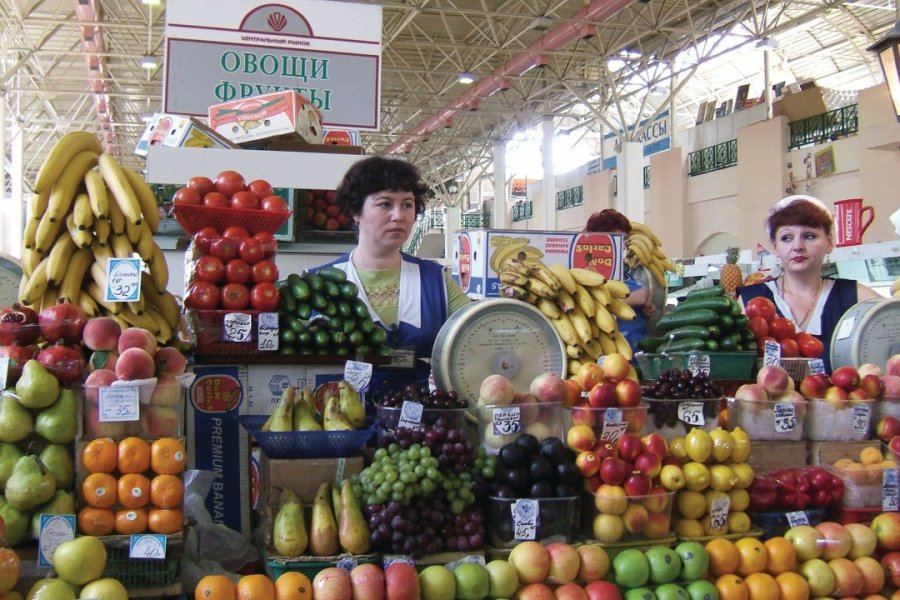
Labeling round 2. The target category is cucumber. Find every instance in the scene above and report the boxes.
[352,300,369,320]
[288,316,306,334]
[656,308,719,332]
[342,318,357,335]
[734,315,749,328]
[280,288,297,313]
[289,277,311,302]
[318,266,348,283]
[304,272,325,292]
[356,344,373,356]
[339,281,359,300]
[680,296,733,313]
[718,314,735,330]
[659,337,707,352]
[369,327,388,344]
[311,294,328,310]
[685,285,725,299]
[322,303,337,317]
[296,303,312,320]
[331,330,347,346]
[296,330,312,346]
[359,318,375,334]
[707,325,721,339]
[705,339,720,352]
[719,336,737,351]
[313,328,331,348]
[280,345,296,355]
[730,300,743,316]
[348,330,366,346]
[324,280,341,299]
[665,325,711,341]
[280,328,297,345]
[636,336,667,352]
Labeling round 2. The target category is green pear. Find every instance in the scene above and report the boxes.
[0,496,31,546]
[5,455,56,511]
[26,576,78,599]
[0,391,33,443]
[339,478,370,555]
[309,482,338,556]
[51,535,107,586]
[39,444,74,489]
[15,360,59,410]
[31,489,76,539]
[0,442,24,488]
[35,387,77,444]
[273,489,308,557]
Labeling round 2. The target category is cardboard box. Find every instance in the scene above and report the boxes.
[323,129,361,146]
[453,229,624,298]
[209,90,324,145]
[749,440,808,472]
[260,455,365,507]
[773,86,827,122]
[807,440,881,466]
[134,113,237,156]
[240,363,345,416]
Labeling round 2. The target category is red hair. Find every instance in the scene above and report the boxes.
[586,209,631,233]
[766,199,833,239]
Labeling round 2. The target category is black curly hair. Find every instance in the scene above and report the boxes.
[335,156,429,218]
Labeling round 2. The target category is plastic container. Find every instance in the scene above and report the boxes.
[726,398,807,441]
[583,489,674,544]
[485,495,578,549]
[240,415,375,459]
[644,398,722,437]
[375,405,468,442]
[265,553,380,581]
[188,309,268,355]
[830,463,890,508]
[564,404,648,439]
[636,352,756,380]
[82,380,185,439]
[751,508,827,539]
[102,538,181,589]
[875,397,900,422]
[173,203,291,236]
[804,398,873,441]
[475,403,564,455]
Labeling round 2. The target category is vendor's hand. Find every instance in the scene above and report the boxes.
[642,302,656,317]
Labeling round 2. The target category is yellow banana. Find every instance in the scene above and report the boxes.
[570,267,607,287]
[149,243,168,291]
[612,331,633,360]
[652,247,668,260]
[503,259,532,277]
[66,213,92,249]
[627,232,655,254]
[605,279,631,299]
[581,339,603,360]
[594,303,617,334]
[29,191,49,219]
[151,291,182,330]
[45,150,99,222]
[107,195,125,234]
[587,283,612,306]
[501,284,529,301]
[93,242,114,265]
[628,221,662,246]
[500,271,529,287]
[73,192,93,231]
[40,287,58,312]
[536,297,561,320]
[78,292,101,317]
[111,315,130,330]
[128,296,146,317]
[20,257,50,305]
[627,241,652,266]
[140,272,161,297]
[125,219,142,246]
[525,277,556,299]
[34,211,66,254]
[550,315,579,346]
[597,331,617,356]
[590,319,600,339]
[84,169,110,219]
[608,297,637,321]
[90,261,108,294]
[23,217,38,251]
[145,306,173,344]
[46,232,77,287]
[648,262,667,287]
[530,263,561,292]
[572,284,595,317]
[136,222,156,259]
[111,234,134,259]
[569,309,592,344]
[556,289,576,313]
[99,154,142,225]
[566,344,585,360]
[122,166,160,233]
[94,218,111,246]
[119,305,161,334]
[661,258,677,272]
[58,247,92,304]
[21,248,42,278]
[549,264,576,294]
[33,131,102,194]
[86,281,121,316]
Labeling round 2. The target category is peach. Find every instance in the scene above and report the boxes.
[140,405,181,438]
[882,375,900,400]
[816,521,852,560]
[594,485,628,515]
[154,346,187,376]
[84,403,127,438]
[829,557,865,598]
[832,366,862,392]
[546,542,580,584]
[524,420,553,441]
[531,373,568,404]
[554,583,588,600]
[117,327,158,356]
[888,355,900,378]
[83,369,117,405]
[87,350,118,374]
[566,423,597,452]
[622,503,649,534]
[575,363,605,391]
[478,374,515,406]
[350,563,386,600]
[115,347,156,381]
[601,354,630,383]
[513,392,540,424]
[82,317,122,351]
[756,365,791,396]
[855,556,886,596]
[518,583,556,600]
[509,541,551,584]
[614,379,642,408]
[859,363,884,378]
[823,386,850,409]
[860,374,885,399]
[799,374,830,399]
[149,373,183,407]
[734,383,769,402]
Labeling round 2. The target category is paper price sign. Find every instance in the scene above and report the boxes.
[512,499,538,540]
[398,401,424,429]
[492,406,521,436]
[129,534,167,559]
[104,258,142,302]
[600,408,628,444]
[344,361,373,393]
[0,357,7,390]
[257,312,279,351]
[809,359,826,375]
[773,402,796,432]
[852,403,871,433]
[678,402,705,426]
[687,354,711,376]
[786,511,810,527]
[764,340,781,366]
[709,496,731,531]
[884,468,899,512]
[38,514,75,567]
[99,386,139,422]
[446,555,486,571]
[223,313,252,342]
[337,557,359,573]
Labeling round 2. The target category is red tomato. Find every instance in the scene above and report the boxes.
[796,332,825,358]
[214,170,246,197]
[194,255,225,284]
[192,226,220,254]
[779,338,800,358]
[230,191,260,210]
[221,283,251,310]
[209,237,238,262]
[250,282,280,311]
[184,281,221,310]
[187,176,215,197]
[203,191,230,208]
[253,231,277,258]
[252,260,279,284]
[222,226,249,240]
[247,179,275,200]
[745,296,777,322]
[755,335,778,358]
[172,187,202,206]
[238,238,264,265]
[261,195,290,213]
[769,317,796,341]
[747,316,769,340]
[224,259,252,285]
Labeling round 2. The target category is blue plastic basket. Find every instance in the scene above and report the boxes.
[239,415,375,458]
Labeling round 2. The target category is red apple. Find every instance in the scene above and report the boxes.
[594,442,617,461]
[616,434,643,463]
[641,433,668,458]
[576,363,605,391]
[871,512,900,552]
[614,379,642,408]
[587,382,617,409]
[623,470,651,497]
[860,374,885,399]
[584,581,622,600]
[832,365,861,392]
[599,457,628,486]
[575,451,600,478]
[881,552,900,588]
[799,374,830,399]
[633,452,662,479]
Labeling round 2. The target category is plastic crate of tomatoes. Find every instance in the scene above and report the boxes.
[188,309,274,355]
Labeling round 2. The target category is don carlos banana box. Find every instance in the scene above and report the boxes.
[453,229,624,299]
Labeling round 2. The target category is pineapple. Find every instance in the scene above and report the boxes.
[720,246,742,296]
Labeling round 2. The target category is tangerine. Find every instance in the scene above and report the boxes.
[715,574,749,600]
[114,508,148,535]
[82,438,118,474]
[734,537,768,576]
[274,571,312,600]
[706,538,740,576]
[82,472,118,509]
[195,574,237,600]
[775,571,810,600]
[118,436,151,474]
[117,473,151,509]
[151,438,187,475]
[237,574,275,600]
[77,506,115,536]
[148,508,183,535]
[744,572,779,600]
[150,474,185,509]
[763,536,797,575]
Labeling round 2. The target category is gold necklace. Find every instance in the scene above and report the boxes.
[780,275,823,328]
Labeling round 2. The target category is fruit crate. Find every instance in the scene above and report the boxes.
[172,203,291,236]
[188,309,267,355]
[102,538,181,589]
[643,398,722,437]
[726,398,807,441]
[751,509,827,539]
[239,415,375,459]
[803,398,873,441]
[264,552,380,581]
[636,352,756,381]
[485,495,578,549]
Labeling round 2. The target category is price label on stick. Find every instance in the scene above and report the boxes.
[786,511,810,527]
[852,403,871,433]
[492,406,521,436]
[773,402,796,432]
[398,401,424,429]
[99,386,139,422]
[687,354,710,376]
[600,408,628,444]
[809,359,826,375]
[764,340,781,366]
[256,312,278,351]
[104,258,142,302]
[709,496,730,531]
[223,313,252,342]
[884,468,899,512]
[512,499,538,540]
[678,402,705,426]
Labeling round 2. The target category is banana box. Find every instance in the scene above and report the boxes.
[452,229,624,299]
[208,90,324,146]
[133,113,237,156]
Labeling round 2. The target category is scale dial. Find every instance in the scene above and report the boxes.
[830,298,900,367]
[0,256,22,308]
[432,298,567,404]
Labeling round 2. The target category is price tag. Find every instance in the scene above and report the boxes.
[257,312,278,351]
[687,354,711,376]
[773,402,796,433]
[398,401,424,429]
[129,534,167,559]
[809,359,826,375]
[37,514,75,567]
[345,361,373,392]
[600,408,628,444]
[335,457,347,484]
[786,511,810,527]
[446,555,486,570]
[99,386,139,422]
[492,406,521,436]
[884,468,899,512]
[512,499,538,540]
[708,496,731,531]
[104,257,142,302]
[678,402,706,426]
[223,313,252,342]
[764,340,781,366]
[852,404,871,433]
[0,357,8,390]
[337,556,359,573]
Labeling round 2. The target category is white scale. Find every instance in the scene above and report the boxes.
[0,255,23,308]
[830,297,900,368]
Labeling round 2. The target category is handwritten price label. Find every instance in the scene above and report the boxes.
[99,386,139,422]
[512,499,538,541]
[852,403,871,433]
[884,468,899,512]
[786,511,810,527]
[678,402,706,426]
[709,496,731,531]
[345,361,373,392]
[104,258,142,302]
[773,402,796,433]
[37,514,75,567]
[809,359,826,375]
[687,354,711,376]
[398,401,424,429]
[600,408,628,444]
[492,406,521,436]
[257,312,278,351]
[764,340,781,366]
[223,313,252,342]
[129,534,167,559]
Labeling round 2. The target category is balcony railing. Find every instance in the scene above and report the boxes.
[556,186,583,210]
[511,201,533,222]
[788,104,858,149]
[460,212,489,229]
[403,209,445,254]
[688,138,738,176]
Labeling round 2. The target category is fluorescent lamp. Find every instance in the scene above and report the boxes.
[139,55,158,70]
[458,71,476,84]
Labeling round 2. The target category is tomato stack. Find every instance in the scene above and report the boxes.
[744,296,825,359]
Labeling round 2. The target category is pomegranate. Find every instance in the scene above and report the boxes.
[38,300,87,345]
[37,342,86,384]
[0,344,38,385]
[0,303,40,346]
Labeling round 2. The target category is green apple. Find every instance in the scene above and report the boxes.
[674,541,709,581]
[613,549,650,589]
[453,562,490,600]
[654,583,689,600]
[51,535,107,586]
[485,560,519,599]
[78,578,129,600]
[799,558,836,598]
[685,579,719,600]
[624,587,656,600]
[26,578,77,599]
[420,565,456,600]
[645,546,681,584]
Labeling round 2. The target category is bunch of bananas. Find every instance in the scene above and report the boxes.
[624,221,679,287]
[488,235,543,273]
[18,130,179,343]
[499,259,635,376]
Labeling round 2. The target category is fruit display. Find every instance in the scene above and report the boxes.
[744,295,825,359]
[277,269,390,356]
[798,365,876,441]
[303,188,353,231]
[566,354,646,435]
[643,369,723,436]
[829,445,897,509]
[622,220,680,288]
[375,383,468,439]
[748,466,845,513]
[259,382,369,433]
[728,364,808,441]
[19,131,180,344]
[475,372,567,453]
[27,534,130,600]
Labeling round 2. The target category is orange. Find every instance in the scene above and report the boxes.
[735,537,768,576]
[148,508,183,535]
[744,572,779,600]
[82,438,118,473]
[715,574,749,600]
[77,506,115,536]
[274,571,312,600]
[195,574,237,600]
[236,574,275,600]
[114,508,148,535]
[764,536,797,575]
[118,436,151,474]
[775,571,810,600]
[82,472,118,509]
[151,438,187,475]
[117,473,151,509]
[150,474,185,509]
[707,538,740,576]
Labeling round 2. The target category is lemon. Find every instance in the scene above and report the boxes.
[669,436,689,462]
[685,428,712,463]
[676,490,708,519]
[730,427,751,462]
[730,463,755,490]
[674,518,706,539]
[727,511,751,534]
[728,488,750,512]
[702,512,728,536]
[704,489,729,511]
[708,428,734,463]
[683,461,710,492]
[708,464,737,492]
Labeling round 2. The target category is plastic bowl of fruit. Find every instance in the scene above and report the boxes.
[642,369,724,436]
[804,398,873,441]
[485,494,578,549]
[475,402,564,455]
[564,404,648,437]
[726,398,807,441]
[375,388,469,443]
[584,488,674,544]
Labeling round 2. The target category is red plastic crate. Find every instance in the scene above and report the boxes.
[190,309,263,355]
[173,204,291,236]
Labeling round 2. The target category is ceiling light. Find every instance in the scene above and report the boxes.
[458,71,476,84]
[139,55,158,70]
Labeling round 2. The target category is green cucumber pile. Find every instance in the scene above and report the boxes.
[638,285,756,353]
[277,266,390,356]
